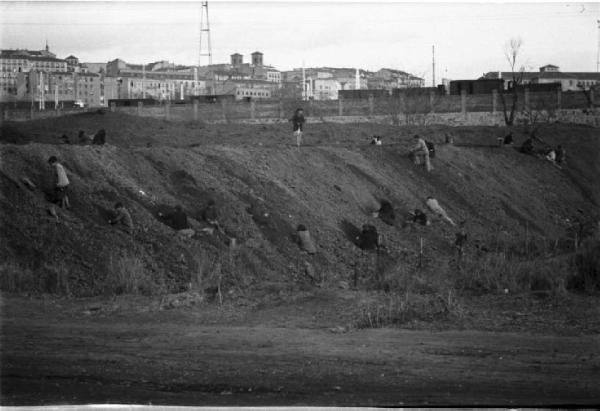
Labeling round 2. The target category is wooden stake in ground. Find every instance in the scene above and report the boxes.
[418,237,423,268]
[525,222,529,256]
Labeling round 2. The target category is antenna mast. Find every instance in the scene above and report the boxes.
[199,1,213,67]
[199,1,213,94]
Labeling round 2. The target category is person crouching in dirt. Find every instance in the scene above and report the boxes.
[409,134,432,172]
[201,199,226,235]
[78,130,90,145]
[159,205,194,239]
[109,202,133,234]
[519,137,535,155]
[555,145,566,165]
[370,136,382,146]
[48,156,71,209]
[290,108,305,148]
[426,196,456,226]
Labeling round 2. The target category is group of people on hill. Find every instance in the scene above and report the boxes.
[45,154,226,242]
[292,108,439,174]
[60,129,106,145]
[502,130,566,165]
[350,195,465,260]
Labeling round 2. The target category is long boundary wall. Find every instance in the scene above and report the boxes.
[3,89,599,127]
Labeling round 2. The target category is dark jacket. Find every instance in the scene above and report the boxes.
[202,205,218,223]
[164,210,189,230]
[357,225,379,250]
[413,209,428,226]
[291,113,305,131]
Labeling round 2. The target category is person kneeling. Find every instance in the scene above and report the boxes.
[109,202,133,234]
[159,205,194,238]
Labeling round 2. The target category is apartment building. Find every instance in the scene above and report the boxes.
[0,46,68,102]
[15,70,102,107]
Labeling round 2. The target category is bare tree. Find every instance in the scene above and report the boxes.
[500,38,525,126]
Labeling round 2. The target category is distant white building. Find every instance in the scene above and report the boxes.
[482,64,600,91]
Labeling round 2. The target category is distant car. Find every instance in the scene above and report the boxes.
[74,100,86,108]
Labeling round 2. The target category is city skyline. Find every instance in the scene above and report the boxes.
[1,1,599,84]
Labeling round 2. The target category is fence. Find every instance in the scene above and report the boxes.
[2,88,597,125]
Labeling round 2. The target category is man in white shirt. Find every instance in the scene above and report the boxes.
[410,135,432,172]
[48,156,71,209]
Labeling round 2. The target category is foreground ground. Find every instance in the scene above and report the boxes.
[2,293,600,406]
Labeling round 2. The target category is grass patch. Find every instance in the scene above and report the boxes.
[356,290,464,328]
[104,253,164,296]
[568,237,600,292]
[0,261,70,295]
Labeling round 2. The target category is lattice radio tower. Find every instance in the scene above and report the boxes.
[199,1,213,67]
[198,1,214,94]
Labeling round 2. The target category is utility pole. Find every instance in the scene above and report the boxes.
[432,45,436,87]
[302,62,306,100]
[39,71,44,110]
[597,20,600,72]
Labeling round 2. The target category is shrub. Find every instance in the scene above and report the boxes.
[568,238,600,292]
[356,290,464,329]
[104,253,162,296]
[0,262,36,293]
[455,252,569,295]
[0,261,70,295]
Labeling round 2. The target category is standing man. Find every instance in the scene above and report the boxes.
[290,108,306,148]
[410,135,432,172]
[48,156,71,209]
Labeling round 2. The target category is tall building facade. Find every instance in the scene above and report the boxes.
[1,47,68,102]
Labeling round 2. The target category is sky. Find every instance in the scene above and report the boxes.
[1,1,599,84]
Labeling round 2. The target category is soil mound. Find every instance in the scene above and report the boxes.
[1,113,598,296]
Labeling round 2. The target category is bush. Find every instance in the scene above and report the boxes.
[0,261,70,295]
[568,238,600,292]
[454,252,568,295]
[104,253,162,296]
[0,262,36,293]
[356,290,464,328]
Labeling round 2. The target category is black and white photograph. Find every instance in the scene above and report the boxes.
[1,0,599,407]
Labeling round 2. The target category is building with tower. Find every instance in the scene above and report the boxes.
[230,53,243,66]
[251,51,263,66]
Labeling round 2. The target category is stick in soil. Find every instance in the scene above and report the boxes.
[525,222,529,257]
[418,237,423,268]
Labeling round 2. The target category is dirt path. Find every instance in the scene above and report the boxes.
[2,296,599,406]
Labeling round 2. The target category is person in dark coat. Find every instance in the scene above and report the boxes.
[520,137,534,155]
[290,108,305,148]
[377,200,395,226]
[78,130,90,144]
[412,209,428,226]
[503,132,514,145]
[159,205,194,238]
[455,221,468,258]
[109,202,133,234]
[356,224,379,250]
[92,129,106,145]
[555,145,566,164]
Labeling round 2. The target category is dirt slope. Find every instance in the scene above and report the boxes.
[0,112,599,296]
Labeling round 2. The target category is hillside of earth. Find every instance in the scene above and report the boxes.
[0,111,599,330]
